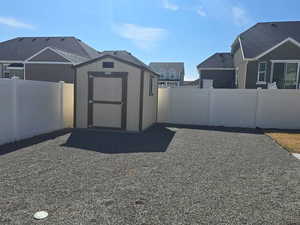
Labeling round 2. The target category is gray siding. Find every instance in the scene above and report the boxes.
[26,64,75,83]
[233,47,247,88]
[200,70,235,88]
[245,41,300,88]
[29,49,70,62]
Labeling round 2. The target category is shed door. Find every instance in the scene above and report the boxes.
[88,72,127,130]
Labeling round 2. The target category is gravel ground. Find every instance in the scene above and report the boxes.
[0,125,299,225]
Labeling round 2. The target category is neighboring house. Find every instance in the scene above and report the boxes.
[197,53,235,88]
[182,79,200,87]
[149,62,185,87]
[198,21,300,89]
[74,50,159,132]
[0,37,100,83]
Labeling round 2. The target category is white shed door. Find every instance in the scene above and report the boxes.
[88,72,127,130]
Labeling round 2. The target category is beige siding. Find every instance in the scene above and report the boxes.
[233,48,247,88]
[63,83,74,128]
[75,57,141,131]
[142,70,158,130]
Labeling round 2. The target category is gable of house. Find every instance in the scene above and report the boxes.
[237,21,300,60]
[0,37,100,62]
[28,48,71,63]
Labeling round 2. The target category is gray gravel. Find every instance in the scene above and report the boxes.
[0,125,299,225]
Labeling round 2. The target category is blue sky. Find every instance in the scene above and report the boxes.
[1,0,300,80]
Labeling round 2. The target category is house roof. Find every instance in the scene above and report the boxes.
[0,36,100,62]
[149,62,185,73]
[197,53,234,69]
[239,21,300,58]
[75,50,159,75]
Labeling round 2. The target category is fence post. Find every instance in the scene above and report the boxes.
[12,77,19,141]
[208,88,213,126]
[59,81,65,129]
[254,88,261,128]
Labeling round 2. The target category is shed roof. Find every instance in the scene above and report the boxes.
[75,50,159,75]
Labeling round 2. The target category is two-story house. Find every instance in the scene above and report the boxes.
[149,62,185,87]
[198,21,300,89]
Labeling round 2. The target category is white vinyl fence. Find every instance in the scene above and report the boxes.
[0,78,74,146]
[158,88,300,129]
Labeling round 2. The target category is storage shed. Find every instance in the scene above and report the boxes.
[74,51,158,132]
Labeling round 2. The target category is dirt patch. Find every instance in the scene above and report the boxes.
[266,132,300,153]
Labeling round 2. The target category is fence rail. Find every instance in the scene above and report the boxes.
[0,78,73,146]
[158,88,300,129]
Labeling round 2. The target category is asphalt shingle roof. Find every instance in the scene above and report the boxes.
[149,62,185,72]
[0,37,100,62]
[76,50,158,75]
[197,53,234,69]
[239,21,300,58]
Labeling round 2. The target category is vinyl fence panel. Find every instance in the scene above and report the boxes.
[256,90,300,129]
[158,87,300,130]
[17,80,61,140]
[169,88,210,125]
[209,89,257,128]
[0,78,74,146]
[0,79,15,145]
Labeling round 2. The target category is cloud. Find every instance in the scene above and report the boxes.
[0,17,34,29]
[162,0,179,11]
[113,23,167,49]
[232,6,250,26]
[196,7,207,17]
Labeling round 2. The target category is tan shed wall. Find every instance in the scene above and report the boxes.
[63,83,74,128]
[142,70,158,130]
[75,57,141,132]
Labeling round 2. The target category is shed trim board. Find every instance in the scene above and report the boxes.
[139,70,145,131]
[87,71,128,130]
[73,68,77,127]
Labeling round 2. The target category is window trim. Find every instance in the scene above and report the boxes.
[257,62,267,84]
[271,61,300,89]
[102,61,114,68]
[149,76,155,96]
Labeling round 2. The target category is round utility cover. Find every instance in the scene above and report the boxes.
[33,211,48,220]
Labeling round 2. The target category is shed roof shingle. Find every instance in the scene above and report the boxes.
[75,50,158,75]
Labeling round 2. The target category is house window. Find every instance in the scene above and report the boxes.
[257,62,267,83]
[169,68,177,80]
[149,76,155,96]
[272,62,299,89]
[102,62,114,68]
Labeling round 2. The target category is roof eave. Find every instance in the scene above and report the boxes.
[74,54,160,76]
